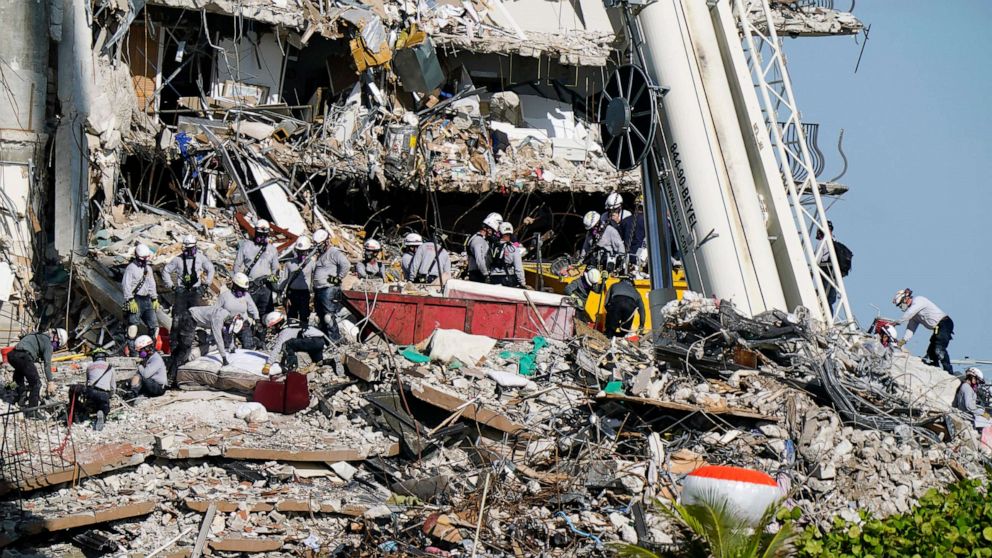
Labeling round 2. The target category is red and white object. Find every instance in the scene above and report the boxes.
[681,465,782,525]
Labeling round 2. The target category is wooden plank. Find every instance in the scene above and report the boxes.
[408,381,528,435]
[190,502,216,558]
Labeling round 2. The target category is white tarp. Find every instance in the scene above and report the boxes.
[427,329,497,366]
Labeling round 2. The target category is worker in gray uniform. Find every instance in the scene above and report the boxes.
[893,288,955,373]
[282,236,316,325]
[215,273,260,349]
[489,222,526,288]
[128,335,167,398]
[234,219,280,317]
[9,328,67,415]
[173,273,258,375]
[953,367,987,426]
[465,214,502,283]
[357,239,385,280]
[188,304,236,366]
[603,278,645,338]
[73,348,113,431]
[579,211,626,271]
[122,243,160,354]
[401,234,422,280]
[312,229,349,341]
[261,311,329,374]
[410,234,452,284]
[162,235,215,317]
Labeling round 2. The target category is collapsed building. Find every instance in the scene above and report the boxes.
[6,1,981,557]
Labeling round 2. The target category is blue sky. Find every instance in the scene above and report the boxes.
[782,1,992,362]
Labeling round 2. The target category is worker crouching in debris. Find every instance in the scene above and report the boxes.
[893,289,955,373]
[489,222,526,288]
[410,233,452,285]
[357,239,386,280]
[312,229,349,342]
[187,305,237,366]
[603,278,645,338]
[128,335,166,399]
[953,367,989,427]
[122,243,160,354]
[401,234,421,280]
[282,236,316,326]
[579,211,625,271]
[234,219,280,317]
[262,311,329,375]
[72,349,113,431]
[9,328,67,416]
[465,214,502,282]
[565,268,603,320]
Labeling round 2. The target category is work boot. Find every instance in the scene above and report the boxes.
[93,410,105,431]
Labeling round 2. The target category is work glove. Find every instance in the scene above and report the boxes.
[222,356,230,366]
[151,298,161,311]
[268,274,279,286]
[46,381,57,396]
[261,363,271,375]
[896,339,907,349]
[127,299,139,314]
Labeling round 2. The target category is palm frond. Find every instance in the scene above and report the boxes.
[608,541,664,558]
[758,522,796,558]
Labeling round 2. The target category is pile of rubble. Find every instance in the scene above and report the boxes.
[1,281,988,555]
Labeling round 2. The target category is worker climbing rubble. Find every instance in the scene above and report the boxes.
[233,219,280,317]
[71,348,113,431]
[489,222,526,288]
[579,210,625,270]
[400,233,421,281]
[282,236,316,326]
[122,243,159,354]
[893,288,955,373]
[603,277,645,338]
[410,232,452,285]
[312,229,349,342]
[356,239,385,280]
[8,328,66,416]
[465,213,502,282]
[261,311,329,375]
[127,335,166,399]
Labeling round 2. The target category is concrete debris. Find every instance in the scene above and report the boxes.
[750,3,865,36]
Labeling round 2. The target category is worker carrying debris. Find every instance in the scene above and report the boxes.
[282,236,316,326]
[161,235,215,316]
[357,239,386,280]
[579,211,625,270]
[122,243,160,354]
[410,233,452,284]
[465,213,502,283]
[261,311,329,374]
[312,229,349,342]
[128,335,166,399]
[401,234,421,281]
[71,348,113,431]
[489,222,526,288]
[603,278,645,338]
[234,219,280,317]
[892,288,955,373]
[565,268,603,320]
[9,328,67,415]
[953,367,989,426]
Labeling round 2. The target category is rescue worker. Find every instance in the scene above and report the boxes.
[9,328,67,415]
[128,335,167,398]
[579,211,625,270]
[312,229,349,342]
[410,234,452,284]
[122,243,159,354]
[489,222,525,288]
[188,304,237,366]
[161,235,214,315]
[603,278,645,338]
[401,234,422,281]
[261,311,329,374]
[282,236,315,325]
[893,289,955,373]
[565,268,603,321]
[357,239,386,280]
[953,367,987,425]
[602,192,623,228]
[466,214,502,282]
[216,272,260,349]
[233,219,280,316]
[619,196,646,267]
[815,221,853,313]
[75,348,113,431]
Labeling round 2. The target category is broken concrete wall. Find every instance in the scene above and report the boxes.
[212,30,288,105]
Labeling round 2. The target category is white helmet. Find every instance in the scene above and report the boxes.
[365,239,382,251]
[582,211,600,230]
[498,222,514,235]
[313,229,329,244]
[255,219,271,232]
[53,328,68,348]
[966,367,985,383]
[134,335,155,351]
[264,311,285,329]
[182,235,197,247]
[295,236,312,251]
[135,243,152,259]
[605,192,623,211]
[583,268,602,286]
[483,214,502,232]
[232,272,250,289]
[404,233,423,247]
[893,288,912,307]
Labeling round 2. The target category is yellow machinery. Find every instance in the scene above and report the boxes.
[524,263,688,331]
